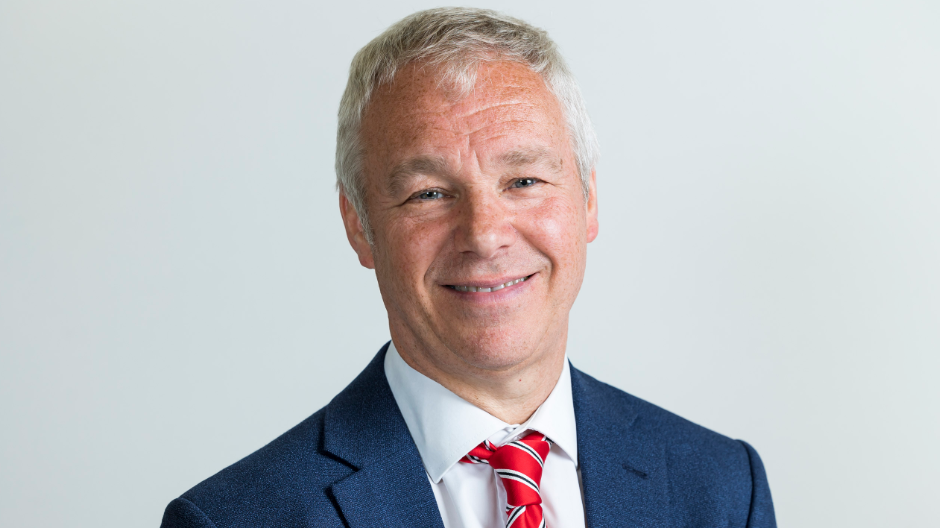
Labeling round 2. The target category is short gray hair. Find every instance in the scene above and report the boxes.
[335,7,599,242]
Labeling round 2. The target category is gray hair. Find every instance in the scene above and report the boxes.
[335,7,599,243]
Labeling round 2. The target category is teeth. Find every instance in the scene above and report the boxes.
[452,276,527,292]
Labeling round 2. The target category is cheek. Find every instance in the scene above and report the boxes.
[519,196,587,266]
[378,216,450,292]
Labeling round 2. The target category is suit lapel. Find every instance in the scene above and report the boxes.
[322,343,445,528]
[321,350,669,527]
[571,365,669,527]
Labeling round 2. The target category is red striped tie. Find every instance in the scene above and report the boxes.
[460,431,552,528]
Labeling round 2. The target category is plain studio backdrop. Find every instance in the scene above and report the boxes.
[1,1,938,526]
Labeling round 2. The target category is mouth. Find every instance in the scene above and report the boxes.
[444,274,534,293]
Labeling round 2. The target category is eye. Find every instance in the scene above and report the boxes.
[415,190,445,201]
[511,178,539,189]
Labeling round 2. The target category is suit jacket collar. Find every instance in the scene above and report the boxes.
[571,366,670,526]
[322,344,668,527]
[323,343,445,528]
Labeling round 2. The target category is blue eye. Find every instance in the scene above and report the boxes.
[417,190,444,200]
[512,178,538,188]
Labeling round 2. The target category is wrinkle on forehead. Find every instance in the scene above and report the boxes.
[452,95,539,118]
[455,102,543,137]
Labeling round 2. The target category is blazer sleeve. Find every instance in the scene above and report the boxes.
[740,440,777,528]
[161,497,218,528]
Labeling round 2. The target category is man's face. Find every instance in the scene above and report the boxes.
[342,60,598,374]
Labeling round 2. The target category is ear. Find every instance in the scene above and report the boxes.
[339,193,376,269]
[586,169,599,243]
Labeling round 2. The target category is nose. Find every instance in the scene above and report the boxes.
[453,189,515,259]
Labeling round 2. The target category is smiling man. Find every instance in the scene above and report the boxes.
[162,8,775,528]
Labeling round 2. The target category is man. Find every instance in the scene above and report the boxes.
[162,8,775,528]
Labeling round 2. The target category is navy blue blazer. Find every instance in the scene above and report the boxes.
[162,343,776,527]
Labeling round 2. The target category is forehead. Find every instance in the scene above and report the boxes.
[359,61,570,180]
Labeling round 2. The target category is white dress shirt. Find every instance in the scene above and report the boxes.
[384,341,586,528]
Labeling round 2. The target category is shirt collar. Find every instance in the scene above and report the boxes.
[384,340,579,483]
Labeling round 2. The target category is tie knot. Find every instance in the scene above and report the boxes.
[461,430,553,526]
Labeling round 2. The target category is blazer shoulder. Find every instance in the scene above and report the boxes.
[573,366,746,453]
[163,345,396,528]
[164,409,352,528]
[573,367,775,526]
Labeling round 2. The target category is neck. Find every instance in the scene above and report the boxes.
[391,328,568,425]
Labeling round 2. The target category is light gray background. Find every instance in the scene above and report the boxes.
[1,1,937,526]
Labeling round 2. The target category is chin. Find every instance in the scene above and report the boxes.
[444,329,546,372]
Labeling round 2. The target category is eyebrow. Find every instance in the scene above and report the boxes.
[497,147,563,172]
[386,156,452,196]
[384,147,563,196]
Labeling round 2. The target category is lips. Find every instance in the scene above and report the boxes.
[445,274,531,292]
